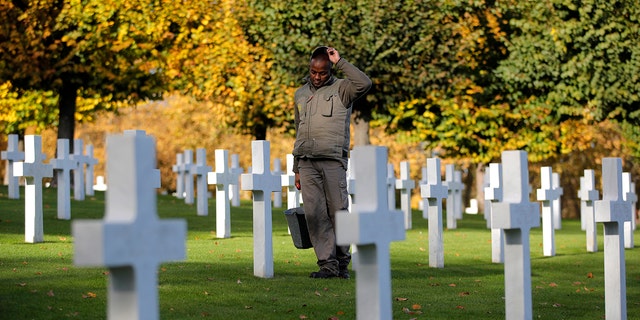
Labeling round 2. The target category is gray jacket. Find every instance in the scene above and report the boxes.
[292,58,372,172]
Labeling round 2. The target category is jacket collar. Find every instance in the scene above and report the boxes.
[304,75,337,92]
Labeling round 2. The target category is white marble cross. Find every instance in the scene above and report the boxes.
[229,154,244,207]
[537,166,560,257]
[72,139,88,201]
[444,164,464,229]
[123,130,161,189]
[454,170,464,219]
[182,150,195,205]
[395,161,415,230]
[482,169,491,226]
[347,157,356,208]
[336,146,405,320]
[50,139,78,220]
[281,154,300,209]
[172,153,185,199]
[272,158,283,208]
[491,150,540,320]
[622,172,637,249]
[594,158,631,320]
[578,170,599,252]
[484,163,504,264]
[2,134,24,199]
[73,131,186,320]
[552,172,563,229]
[84,145,99,197]
[14,135,53,243]
[208,149,234,238]
[420,157,448,268]
[386,163,396,210]
[192,148,211,216]
[418,166,428,217]
[241,141,282,278]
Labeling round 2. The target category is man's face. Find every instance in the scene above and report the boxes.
[309,58,331,88]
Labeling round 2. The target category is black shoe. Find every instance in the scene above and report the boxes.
[310,268,338,279]
[339,269,350,279]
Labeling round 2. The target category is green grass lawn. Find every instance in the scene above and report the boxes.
[0,185,638,319]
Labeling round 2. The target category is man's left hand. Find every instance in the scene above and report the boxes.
[327,47,341,64]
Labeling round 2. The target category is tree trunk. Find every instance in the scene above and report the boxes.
[352,98,371,146]
[252,123,267,141]
[57,79,78,152]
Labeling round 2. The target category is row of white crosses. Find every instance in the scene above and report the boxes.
[487,153,633,319]
[62,138,635,319]
[4,134,98,243]
[171,147,304,240]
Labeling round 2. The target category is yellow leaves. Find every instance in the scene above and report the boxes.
[110,39,134,53]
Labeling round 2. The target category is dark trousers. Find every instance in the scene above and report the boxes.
[297,158,351,273]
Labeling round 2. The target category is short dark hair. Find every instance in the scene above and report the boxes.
[311,46,328,59]
[310,46,332,68]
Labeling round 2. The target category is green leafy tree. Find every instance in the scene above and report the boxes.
[240,0,464,145]
[0,0,173,144]
[495,0,640,157]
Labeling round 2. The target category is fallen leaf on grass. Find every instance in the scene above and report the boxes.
[314,290,321,296]
[395,297,409,301]
[456,305,465,309]
[549,282,558,287]
[299,315,308,319]
[47,290,54,297]
[587,272,594,279]
[412,304,422,310]
[402,307,423,315]
[458,291,470,296]
[82,292,96,299]
[448,283,457,287]
[17,283,26,287]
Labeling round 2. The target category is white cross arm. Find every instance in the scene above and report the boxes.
[536,167,559,201]
[73,220,187,266]
[421,183,448,199]
[13,160,53,179]
[420,158,447,199]
[491,202,540,230]
[337,210,405,245]
[595,158,632,223]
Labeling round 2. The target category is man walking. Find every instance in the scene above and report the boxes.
[292,46,372,278]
